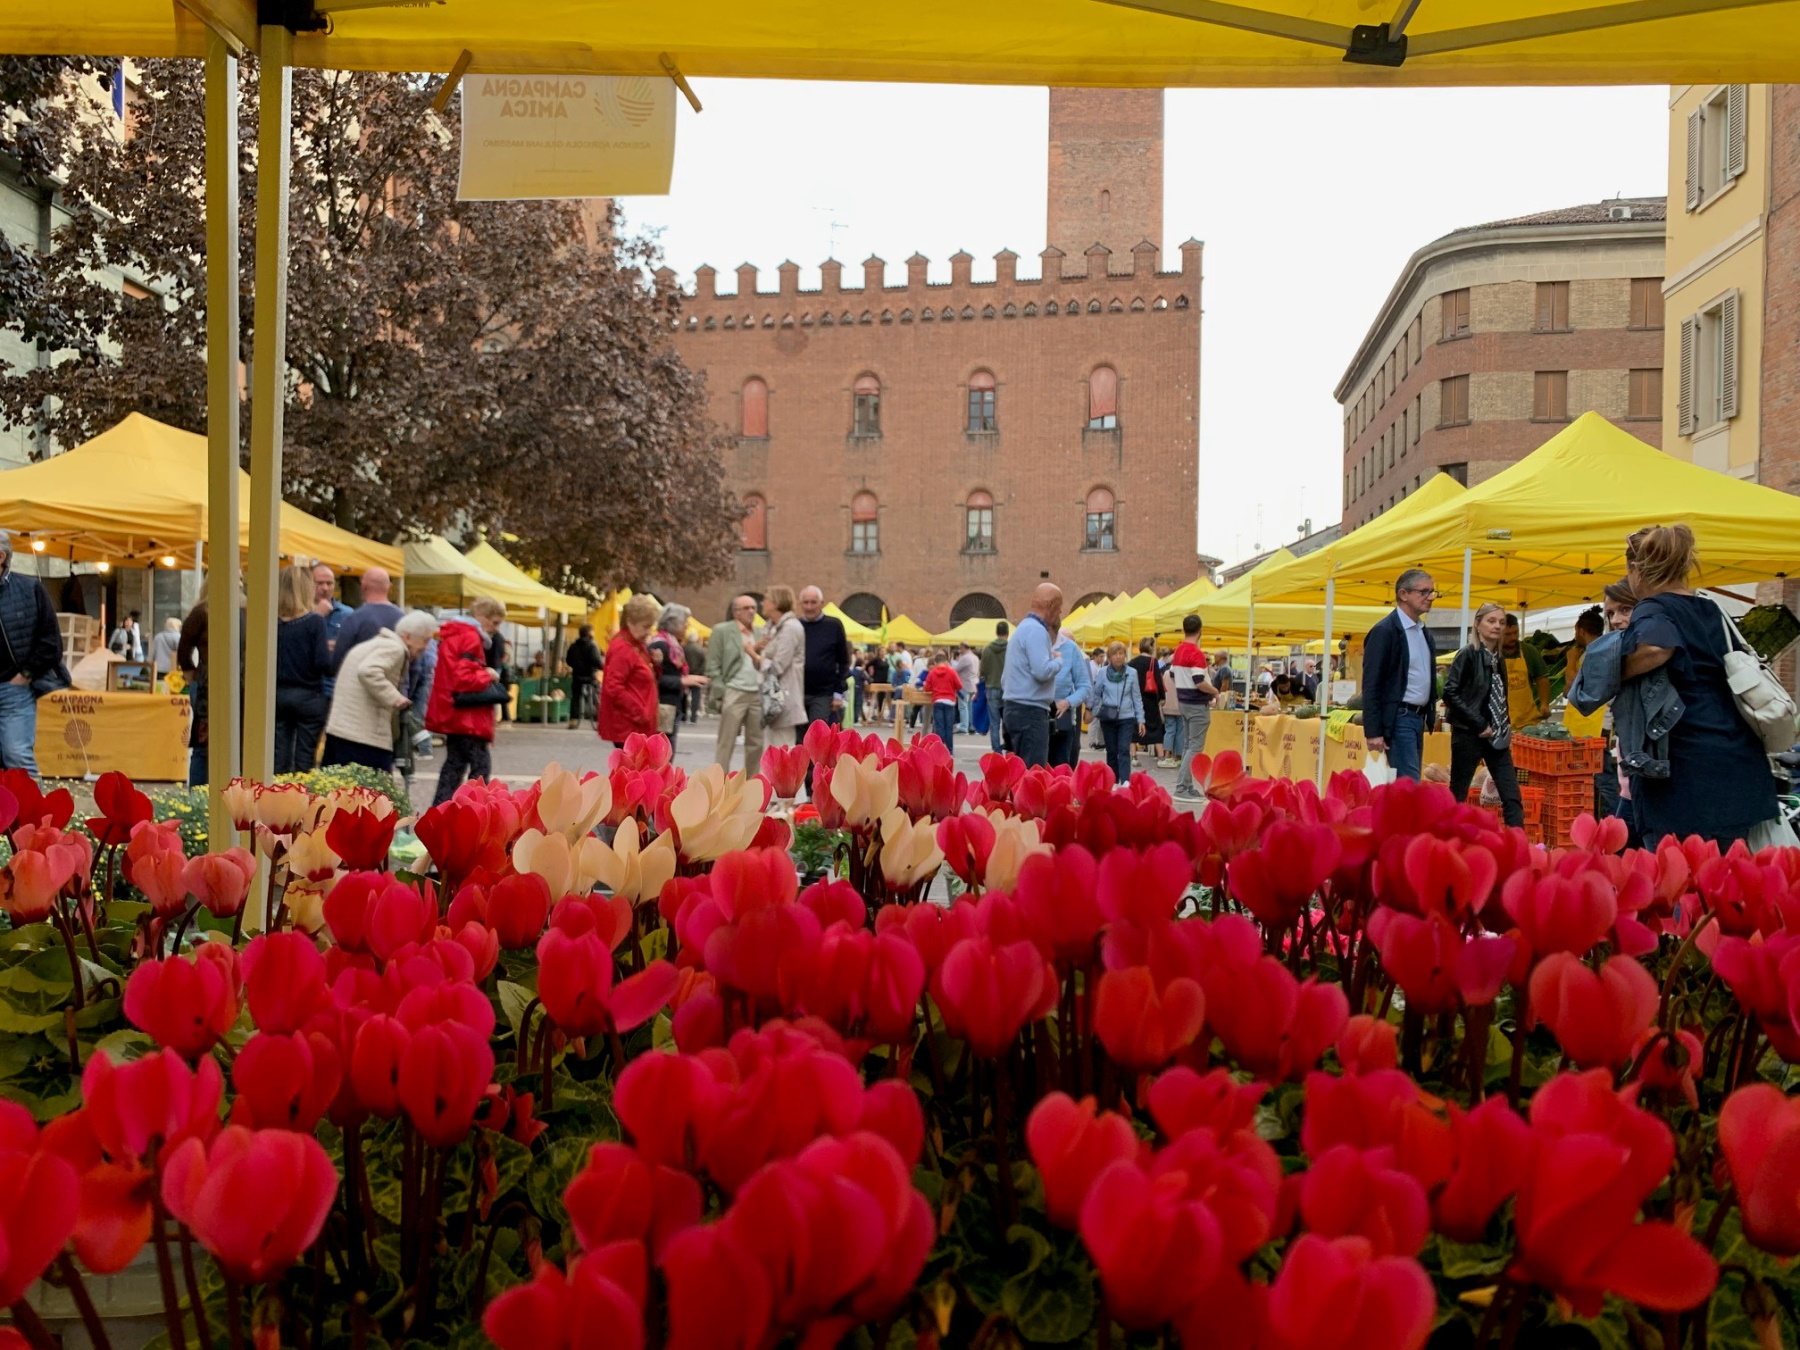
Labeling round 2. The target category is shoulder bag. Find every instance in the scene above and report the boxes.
[1716,602,1798,753]
[453,680,510,709]
[760,636,788,727]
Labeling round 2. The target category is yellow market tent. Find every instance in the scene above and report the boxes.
[1128,574,1216,644]
[463,541,588,618]
[1245,473,1470,609]
[1169,550,1390,644]
[1257,414,1800,611]
[401,535,549,614]
[15,1,1800,90]
[932,616,1010,646]
[0,413,401,574]
[884,614,935,646]
[825,603,882,645]
[1066,588,1163,646]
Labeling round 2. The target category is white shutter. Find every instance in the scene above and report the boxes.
[1726,84,1749,182]
[1720,290,1741,421]
[1678,315,1696,434]
[1685,109,1703,209]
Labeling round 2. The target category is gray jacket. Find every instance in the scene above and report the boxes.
[1569,629,1683,781]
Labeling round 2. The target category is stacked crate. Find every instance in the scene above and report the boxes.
[1511,735,1606,846]
[1464,782,1545,837]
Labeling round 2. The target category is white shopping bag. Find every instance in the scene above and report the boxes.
[1362,751,1396,789]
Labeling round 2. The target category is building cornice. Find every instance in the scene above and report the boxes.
[1334,217,1666,401]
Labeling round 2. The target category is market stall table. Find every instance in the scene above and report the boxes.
[36,689,191,782]
[1202,710,1449,782]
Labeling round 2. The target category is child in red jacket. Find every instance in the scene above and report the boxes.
[922,650,962,746]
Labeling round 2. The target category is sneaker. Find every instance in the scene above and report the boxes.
[1172,789,1201,802]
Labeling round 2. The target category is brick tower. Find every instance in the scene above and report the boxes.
[1045,88,1164,273]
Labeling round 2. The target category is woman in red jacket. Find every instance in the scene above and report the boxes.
[426,596,507,805]
[598,595,662,748]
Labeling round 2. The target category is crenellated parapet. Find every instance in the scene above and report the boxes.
[676,241,1201,332]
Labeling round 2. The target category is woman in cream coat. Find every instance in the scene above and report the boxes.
[323,610,438,772]
[761,584,808,741]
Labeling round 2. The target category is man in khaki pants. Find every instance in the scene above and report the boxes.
[707,595,765,777]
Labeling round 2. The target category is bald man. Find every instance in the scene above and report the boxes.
[329,566,406,674]
[999,582,1064,768]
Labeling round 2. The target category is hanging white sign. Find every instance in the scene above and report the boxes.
[457,73,676,201]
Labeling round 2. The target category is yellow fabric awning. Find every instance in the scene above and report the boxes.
[1127,574,1216,644]
[13,0,1800,87]
[883,614,935,645]
[1257,414,1800,609]
[825,602,882,645]
[400,535,549,614]
[0,413,401,574]
[1245,473,1468,607]
[932,616,1010,646]
[463,541,588,618]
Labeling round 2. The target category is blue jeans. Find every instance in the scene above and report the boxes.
[1100,718,1134,784]
[956,690,972,734]
[1163,712,1185,762]
[1388,706,1426,782]
[1003,700,1051,768]
[988,693,1006,752]
[0,681,40,780]
[931,701,957,746]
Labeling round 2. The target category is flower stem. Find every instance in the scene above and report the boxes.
[179,1224,213,1350]
[57,1253,112,1350]
[6,1299,57,1350]
[150,1193,190,1350]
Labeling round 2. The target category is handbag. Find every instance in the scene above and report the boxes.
[759,662,787,727]
[1715,603,1799,753]
[657,702,677,735]
[453,680,509,709]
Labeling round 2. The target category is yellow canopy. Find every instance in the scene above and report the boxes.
[884,614,935,646]
[1128,574,1216,643]
[1176,549,1389,643]
[825,602,882,645]
[463,541,588,618]
[1259,414,1800,609]
[1066,587,1165,646]
[15,0,1800,88]
[0,413,401,574]
[1246,472,1470,607]
[932,616,1010,646]
[401,535,550,614]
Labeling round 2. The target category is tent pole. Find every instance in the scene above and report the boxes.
[242,22,292,809]
[203,32,242,847]
[1241,581,1255,761]
[1458,547,1472,648]
[1316,576,1335,789]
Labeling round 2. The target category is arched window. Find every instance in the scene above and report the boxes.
[967,370,997,433]
[964,493,993,554]
[740,494,767,552]
[964,490,995,552]
[850,492,879,554]
[740,377,768,438]
[1099,189,1111,214]
[950,592,1008,625]
[841,593,886,628]
[853,374,882,437]
[1088,366,1118,430]
[1084,487,1116,552]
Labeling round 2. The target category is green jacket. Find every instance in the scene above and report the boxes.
[978,637,1008,689]
[705,624,750,714]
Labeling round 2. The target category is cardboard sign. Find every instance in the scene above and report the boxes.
[458,74,676,201]
[36,690,191,782]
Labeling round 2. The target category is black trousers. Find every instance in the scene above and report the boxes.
[433,733,492,805]
[322,734,395,774]
[1448,729,1525,828]
[273,687,327,776]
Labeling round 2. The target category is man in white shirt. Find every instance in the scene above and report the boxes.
[953,643,980,734]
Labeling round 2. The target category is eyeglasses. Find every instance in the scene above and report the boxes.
[1403,586,1440,597]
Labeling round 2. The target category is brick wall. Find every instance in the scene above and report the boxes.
[1757,85,1800,685]
[1046,89,1164,265]
[662,243,1202,633]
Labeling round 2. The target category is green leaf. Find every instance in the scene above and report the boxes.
[640,926,669,964]
[497,980,537,1041]
[651,1011,675,1052]
[1433,1235,1510,1280]
[525,1135,591,1235]
[1000,1223,1096,1345]
[91,1027,157,1063]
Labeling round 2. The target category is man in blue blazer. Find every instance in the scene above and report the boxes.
[1361,568,1439,781]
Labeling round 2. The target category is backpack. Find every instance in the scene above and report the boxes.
[1716,602,1799,753]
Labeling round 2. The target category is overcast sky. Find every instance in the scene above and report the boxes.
[622,81,1669,570]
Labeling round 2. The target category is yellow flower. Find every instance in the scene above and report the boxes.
[829,754,900,831]
[978,809,1051,893]
[535,762,612,842]
[878,807,943,893]
[667,765,764,863]
[590,819,678,905]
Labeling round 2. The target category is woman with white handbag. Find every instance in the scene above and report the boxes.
[1618,523,1793,847]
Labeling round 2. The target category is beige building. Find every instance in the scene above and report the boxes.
[1338,200,1666,530]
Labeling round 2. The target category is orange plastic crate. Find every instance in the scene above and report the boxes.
[1512,734,1606,776]
[1519,785,1543,824]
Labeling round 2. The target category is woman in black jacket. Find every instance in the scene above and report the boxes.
[274,565,332,775]
[1443,602,1524,827]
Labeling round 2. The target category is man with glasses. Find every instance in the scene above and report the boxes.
[1362,569,1439,781]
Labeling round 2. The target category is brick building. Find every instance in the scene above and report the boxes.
[661,89,1201,634]
[1338,199,1666,531]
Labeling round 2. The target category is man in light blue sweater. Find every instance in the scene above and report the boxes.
[1048,628,1091,768]
[1000,583,1064,768]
